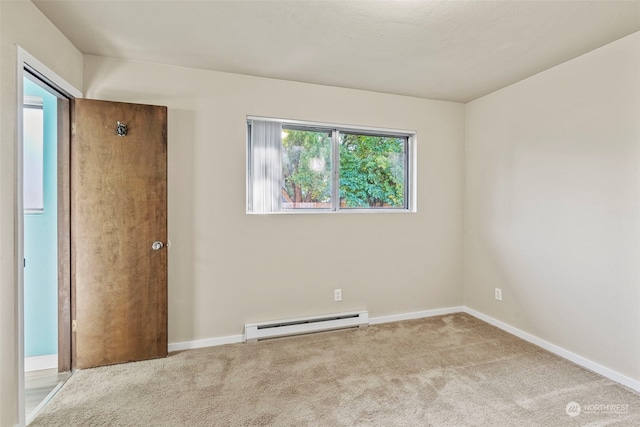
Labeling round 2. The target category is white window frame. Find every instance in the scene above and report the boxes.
[22,96,44,214]
[247,116,417,214]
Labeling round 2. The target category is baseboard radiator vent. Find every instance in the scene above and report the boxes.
[244,310,369,343]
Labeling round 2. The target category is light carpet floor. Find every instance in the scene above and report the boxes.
[31,313,640,426]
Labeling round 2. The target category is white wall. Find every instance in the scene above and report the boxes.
[83,56,466,344]
[0,1,83,424]
[465,32,640,381]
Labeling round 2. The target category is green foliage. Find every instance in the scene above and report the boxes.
[282,129,332,204]
[339,134,405,207]
[281,129,405,208]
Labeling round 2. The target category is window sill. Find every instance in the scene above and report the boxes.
[247,208,416,215]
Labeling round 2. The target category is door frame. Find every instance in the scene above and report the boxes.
[16,47,82,426]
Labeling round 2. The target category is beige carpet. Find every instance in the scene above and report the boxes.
[31,313,640,426]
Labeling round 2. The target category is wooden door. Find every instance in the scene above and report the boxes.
[71,99,167,369]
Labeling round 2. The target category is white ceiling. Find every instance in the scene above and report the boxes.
[33,0,640,103]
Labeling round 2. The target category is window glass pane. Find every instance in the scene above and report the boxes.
[23,105,44,213]
[282,128,332,209]
[339,134,406,208]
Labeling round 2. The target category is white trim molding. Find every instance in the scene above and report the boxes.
[24,354,57,372]
[168,335,244,352]
[463,307,640,392]
[369,306,464,325]
[18,47,82,99]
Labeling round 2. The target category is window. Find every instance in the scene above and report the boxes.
[247,117,415,213]
[23,95,44,214]
[282,127,332,209]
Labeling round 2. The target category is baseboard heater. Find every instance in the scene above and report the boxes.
[244,310,369,343]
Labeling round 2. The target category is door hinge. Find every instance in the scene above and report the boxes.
[72,319,77,332]
[72,123,77,135]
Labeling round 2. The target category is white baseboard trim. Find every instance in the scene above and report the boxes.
[168,334,244,352]
[369,306,464,325]
[463,307,640,392]
[24,354,57,372]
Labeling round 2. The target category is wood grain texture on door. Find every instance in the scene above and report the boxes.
[72,99,167,369]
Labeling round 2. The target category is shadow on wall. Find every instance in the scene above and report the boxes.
[166,108,197,344]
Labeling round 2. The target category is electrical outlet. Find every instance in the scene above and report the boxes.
[334,289,342,301]
[495,288,502,301]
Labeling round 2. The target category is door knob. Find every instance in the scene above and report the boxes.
[152,241,164,251]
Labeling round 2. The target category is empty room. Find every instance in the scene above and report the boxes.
[1,1,639,426]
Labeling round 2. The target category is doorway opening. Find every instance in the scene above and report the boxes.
[17,49,81,426]
[22,71,68,420]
